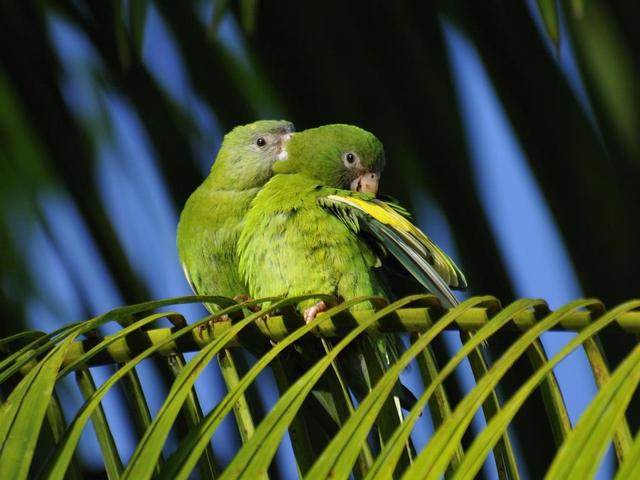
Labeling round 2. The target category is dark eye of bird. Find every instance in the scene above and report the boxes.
[346,153,355,164]
[256,137,266,147]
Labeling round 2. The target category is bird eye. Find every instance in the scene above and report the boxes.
[344,152,357,166]
[256,137,266,147]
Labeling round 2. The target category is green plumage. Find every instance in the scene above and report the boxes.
[238,123,465,313]
[238,124,467,417]
[238,124,387,312]
[178,121,465,421]
[239,174,385,310]
[177,120,294,303]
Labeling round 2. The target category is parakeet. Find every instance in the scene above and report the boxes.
[237,124,466,426]
[238,124,466,318]
[177,120,294,304]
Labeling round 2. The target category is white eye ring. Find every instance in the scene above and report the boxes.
[343,152,358,167]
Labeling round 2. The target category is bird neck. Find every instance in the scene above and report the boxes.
[252,174,320,212]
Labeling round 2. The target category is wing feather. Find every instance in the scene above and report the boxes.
[319,193,466,307]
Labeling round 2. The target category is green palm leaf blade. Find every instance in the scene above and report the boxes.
[217,349,256,445]
[0,323,81,383]
[122,295,323,480]
[44,389,70,446]
[0,297,219,478]
[0,331,45,351]
[1,296,222,383]
[452,300,639,480]
[0,331,78,479]
[315,335,376,474]
[1,301,170,378]
[412,333,464,475]
[44,390,83,480]
[4,292,640,479]
[423,299,598,480]
[524,340,572,446]
[158,295,368,480]
[546,340,640,478]
[218,295,429,480]
[582,337,633,461]
[536,0,560,48]
[128,0,148,55]
[615,426,640,480]
[460,329,519,480]
[58,311,186,378]
[75,368,124,479]
[372,298,545,480]
[166,354,218,479]
[268,354,323,475]
[363,297,496,479]
[119,367,164,476]
[59,296,239,377]
[41,300,253,479]
[305,296,495,480]
[208,0,231,36]
[567,0,640,159]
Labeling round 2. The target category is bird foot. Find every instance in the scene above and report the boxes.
[303,301,328,324]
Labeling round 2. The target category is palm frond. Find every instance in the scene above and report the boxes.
[1,293,639,478]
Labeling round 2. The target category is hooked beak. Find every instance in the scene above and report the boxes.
[350,171,380,195]
[276,132,294,161]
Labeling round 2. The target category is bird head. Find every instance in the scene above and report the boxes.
[274,124,385,195]
[209,120,295,189]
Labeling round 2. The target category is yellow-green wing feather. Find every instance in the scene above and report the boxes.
[319,194,466,307]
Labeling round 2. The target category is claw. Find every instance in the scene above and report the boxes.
[303,301,328,324]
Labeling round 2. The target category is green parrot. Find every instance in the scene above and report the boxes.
[238,123,466,319]
[238,124,466,424]
[176,120,294,304]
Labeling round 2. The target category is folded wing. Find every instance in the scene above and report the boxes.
[318,193,466,307]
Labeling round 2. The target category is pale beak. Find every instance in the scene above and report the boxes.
[350,171,380,195]
[276,132,294,161]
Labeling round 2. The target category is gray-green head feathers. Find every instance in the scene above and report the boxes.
[274,124,385,194]
[208,120,295,189]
